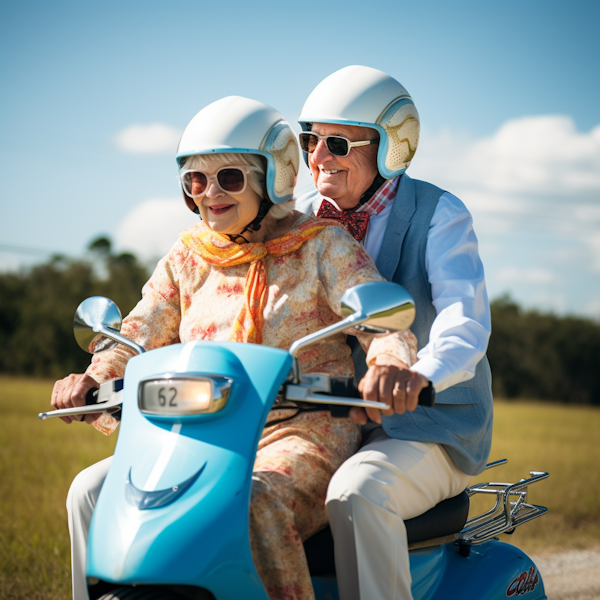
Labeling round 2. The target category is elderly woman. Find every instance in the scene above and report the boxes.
[52,97,417,600]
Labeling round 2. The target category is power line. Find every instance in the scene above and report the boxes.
[0,242,69,257]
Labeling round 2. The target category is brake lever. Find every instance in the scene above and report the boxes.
[39,379,124,421]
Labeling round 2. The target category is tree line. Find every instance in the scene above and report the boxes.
[0,238,148,379]
[1,238,599,404]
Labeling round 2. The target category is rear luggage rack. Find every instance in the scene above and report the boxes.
[459,459,549,545]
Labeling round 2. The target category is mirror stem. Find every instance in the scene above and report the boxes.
[95,325,146,356]
[289,313,365,383]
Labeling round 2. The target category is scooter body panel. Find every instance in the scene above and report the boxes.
[442,540,545,600]
[87,341,292,599]
[311,576,340,600]
[310,540,546,600]
[410,540,546,600]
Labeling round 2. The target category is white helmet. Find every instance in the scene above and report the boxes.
[298,66,420,178]
[177,96,299,207]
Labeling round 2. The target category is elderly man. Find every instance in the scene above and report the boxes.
[296,65,493,600]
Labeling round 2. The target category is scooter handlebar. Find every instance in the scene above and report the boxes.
[39,379,124,421]
[330,377,436,408]
[284,376,435,419]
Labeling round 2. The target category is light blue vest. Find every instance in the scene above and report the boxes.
[296,174,493,475]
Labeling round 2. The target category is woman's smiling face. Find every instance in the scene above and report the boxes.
[194,169,262,235]
[182,154,265,236]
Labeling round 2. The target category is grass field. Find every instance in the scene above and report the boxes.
[0,378,116,600]
[468,400,600,553]
[1,376,599,599]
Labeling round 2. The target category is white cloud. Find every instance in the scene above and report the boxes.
[114,123,182,154]
[466,116,600,194]
[0,252,21,272]
[114,198,198,260]
[582,298,600,319]
[527,291,569,314]
[413,115,600,196]
[495,267,560,285]
[410,115,600,279]
[585,231,600,272]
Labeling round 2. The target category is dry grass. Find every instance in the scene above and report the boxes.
[0,378,598,598]
[469,400,600,554]
[0,377,116,599]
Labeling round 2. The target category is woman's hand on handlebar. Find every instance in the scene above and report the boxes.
[51,373,100,424]
[352,355,430,425]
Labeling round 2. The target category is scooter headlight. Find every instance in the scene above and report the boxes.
[139,375,232,416]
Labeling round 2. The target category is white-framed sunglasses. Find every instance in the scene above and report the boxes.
[298,132,378,157]
[180,166,260,198]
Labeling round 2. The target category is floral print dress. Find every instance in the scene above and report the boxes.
[86,214,417,600]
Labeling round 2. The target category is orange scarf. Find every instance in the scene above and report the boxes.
[180,218,340,344]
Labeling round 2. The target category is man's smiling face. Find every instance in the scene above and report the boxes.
[308,123,379,210]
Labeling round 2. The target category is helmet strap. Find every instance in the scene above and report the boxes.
[225,232,251,244]
[353,173,386,211]
[224,197,274,244]
[245,197,274,232]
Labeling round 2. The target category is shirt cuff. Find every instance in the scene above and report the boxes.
[411,357,475,393]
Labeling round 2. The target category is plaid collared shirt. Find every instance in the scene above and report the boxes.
[356,176,400,216]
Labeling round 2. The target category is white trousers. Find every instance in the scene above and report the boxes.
[66,456,113,600]
[326,428,471,600]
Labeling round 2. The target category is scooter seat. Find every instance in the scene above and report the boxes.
[304,490,470,576]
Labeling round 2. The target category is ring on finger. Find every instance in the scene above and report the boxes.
[393,380,406,395]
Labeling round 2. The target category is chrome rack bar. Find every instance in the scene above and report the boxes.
[459,464,549,545]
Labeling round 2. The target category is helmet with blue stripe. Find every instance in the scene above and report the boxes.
[298,66,420,179]
[177,96,299,210]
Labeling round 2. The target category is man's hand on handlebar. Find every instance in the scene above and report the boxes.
[353,355,430,425]
[51,373,100,424]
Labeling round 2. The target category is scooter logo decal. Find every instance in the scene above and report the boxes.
[506,566,539,596]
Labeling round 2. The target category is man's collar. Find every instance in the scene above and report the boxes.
[356,175,401,217]
[310,174,402,218]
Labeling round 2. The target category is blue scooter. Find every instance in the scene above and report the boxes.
[40,282,549,600]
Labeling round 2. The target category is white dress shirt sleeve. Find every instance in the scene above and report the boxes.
[410,192,491,393]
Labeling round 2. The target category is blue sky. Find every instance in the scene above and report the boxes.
[1,0,599,317]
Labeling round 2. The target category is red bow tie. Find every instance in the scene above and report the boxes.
[316,200,370,242]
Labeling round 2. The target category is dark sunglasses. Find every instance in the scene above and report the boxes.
[179,166,259,198]
[298,131,378,157]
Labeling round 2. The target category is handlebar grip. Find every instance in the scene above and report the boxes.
[329,377,436,417]
[329,404,352,418]
[418,383,436,407]
[83,381,123,421]
[85,387,99,405]
[330,378,361,399]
